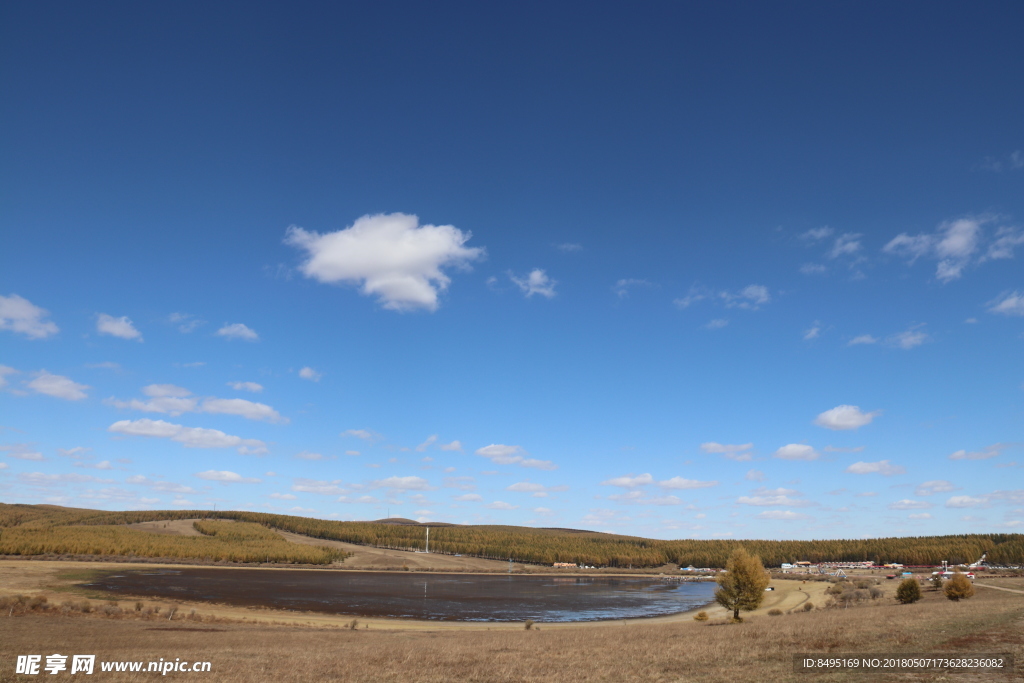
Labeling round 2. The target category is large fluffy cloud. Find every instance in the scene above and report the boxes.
[27,371,89,401]
[107,384,285,423]
[108,418,267,454]
[285,213,484,312]
[814,405,880,430]
[0,294,59,339]
[96,313,142,341]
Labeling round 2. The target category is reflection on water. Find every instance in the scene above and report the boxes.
[85,569,715,622]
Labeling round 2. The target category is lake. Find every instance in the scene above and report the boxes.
[84,569,716,622]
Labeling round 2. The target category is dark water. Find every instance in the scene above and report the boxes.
[85,569,715,622]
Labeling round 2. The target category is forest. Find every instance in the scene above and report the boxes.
[2,503,1022,567]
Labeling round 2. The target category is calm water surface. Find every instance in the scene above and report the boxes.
[85,569,715,622]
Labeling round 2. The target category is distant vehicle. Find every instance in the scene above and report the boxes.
[886,574,897,579]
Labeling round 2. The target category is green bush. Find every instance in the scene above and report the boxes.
[896,578,921,604]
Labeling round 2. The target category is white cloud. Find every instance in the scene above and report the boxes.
[96,314,142,341]
[201,398,286,424]
[601,473,653,488]
[228,381,263,393]
[988,291,1024,316]
[291,478,347,495]
[20,472,113,485]
[773,444,819,461]
[285,213,484,312]
[800,263,827,275]
[0,294,59,339]
[803,322,821,340]
[674,284,770,311]
[814,405,881,431]
[554,243,582,252]
[916,480,956,496]
[475,444,556,470]
[612,279,655,299]
[298,366,322,382]
[658,477,718,490]
[0,444,44,460]
[195,470,261,484]
[700,442,753,460]
[486,501,518,510]
[908,513,932,520]
[439,440,462,452]
[801,227,834,241]
[343,429,377,440]
[373,476,432,491]
[888,499,932,510]
[268,492,297,500]
[986,227,1024,260]
[745,469,765,482]
[883,216,1011,282]
[0,365,17,389]
[704,318,729,330]
[453,493,483,502]
[829,233,862,259]
[108,418,267,455]
[848,334,878,345]
[216,323,259,341]
[509,269,557,298]
[945,495,988,508]
[845,460,906,476]
[27,371,89,401]
[889,325,929,349]
[823,445,865,453]
[74,460,114,470]
[755,510,808,520]
[724,285,770,309]
[949,443,1005,460]
[415,435,438,452]
[295,451,330,461]
[107,385,284,423]
[738,489,811,506]
[168,312,204,333]
[125,475,196,494]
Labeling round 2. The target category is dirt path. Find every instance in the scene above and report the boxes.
[975,582,1024,595]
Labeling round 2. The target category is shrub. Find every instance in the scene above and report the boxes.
[869,587,884,600]
[693,611,709,622]
[768,608,783,616]
[896,578,921,604]
[802,602,814,612]
[524,620,534,630]
[930,574,944,591]
[944,572,975,601]
[135,601,144,611]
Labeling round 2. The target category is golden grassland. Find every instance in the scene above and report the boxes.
[4,503,1024,568]
[0,562,1021,682]
[0,519,346,565]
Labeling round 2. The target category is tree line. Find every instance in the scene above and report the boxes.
[2,503,1021,567]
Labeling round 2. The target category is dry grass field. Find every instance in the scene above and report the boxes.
[1,561,1022,682]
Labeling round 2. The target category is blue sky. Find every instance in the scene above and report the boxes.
[1,2,1022,540]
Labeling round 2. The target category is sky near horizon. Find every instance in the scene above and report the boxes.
[1,2,1022,540]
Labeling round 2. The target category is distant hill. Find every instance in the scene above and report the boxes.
[2,503,1023,568]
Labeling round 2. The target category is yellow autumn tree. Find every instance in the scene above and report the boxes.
[715,547,770,622]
